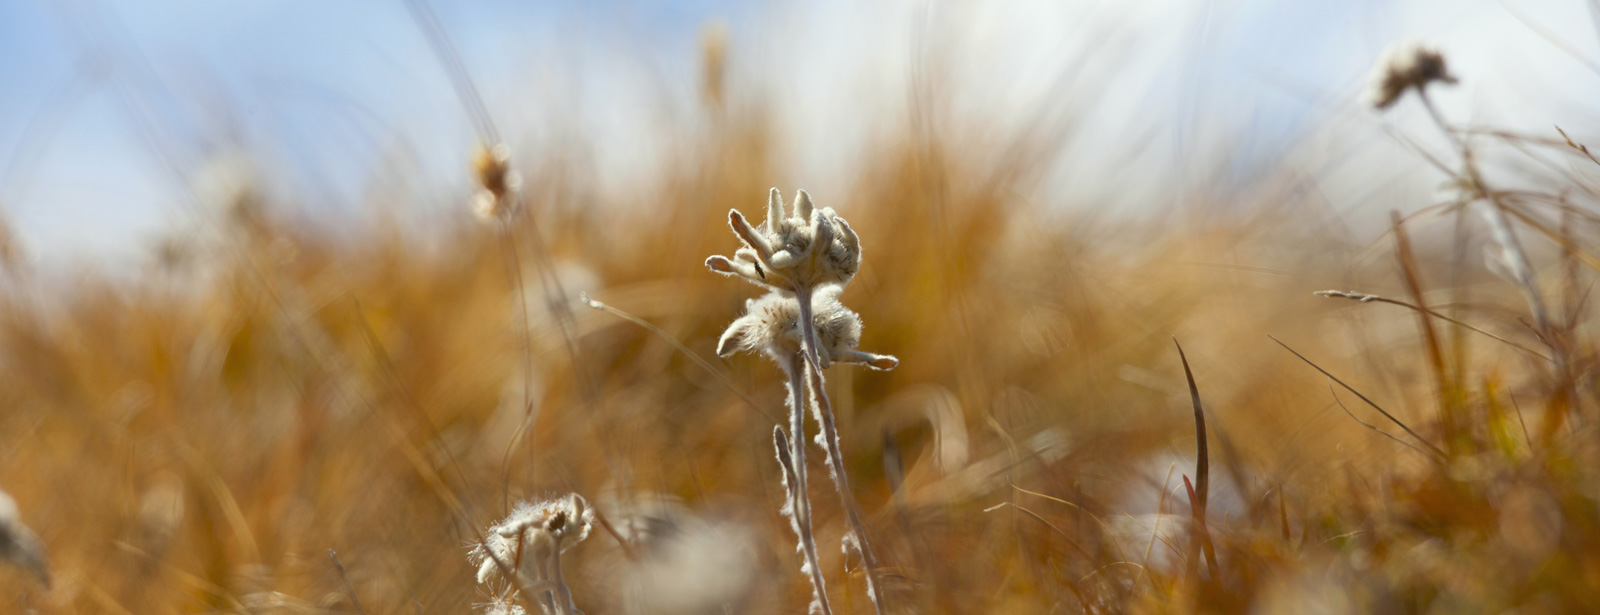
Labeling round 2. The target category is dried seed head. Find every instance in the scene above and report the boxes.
[1366,42,1457,109]
[706,188,862,293]
[470,494,594,586]
[471,143,523,223]
[716,289,897,370]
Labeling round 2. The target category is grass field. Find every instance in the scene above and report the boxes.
[1,11,1599,615]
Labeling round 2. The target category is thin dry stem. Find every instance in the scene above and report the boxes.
[327,550,365,614]
[1270,335,1448,459]
[580,293,775,422]
[1313,290,1552,362]
[1329,386,1434,458]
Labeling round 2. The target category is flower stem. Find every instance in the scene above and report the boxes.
[795,287,886,615]
[779,355,832,615]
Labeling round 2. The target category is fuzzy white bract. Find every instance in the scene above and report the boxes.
[716,288,897,370]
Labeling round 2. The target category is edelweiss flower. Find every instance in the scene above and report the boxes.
[471,494,594,586]
[716,288,897,370]
[705,188,861,293]
[1366,42,1457,109]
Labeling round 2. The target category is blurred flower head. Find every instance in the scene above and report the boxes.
[0,488,49,587]
[472,143,523,223]
[471,494,594,586]
[1366,42,1457,109]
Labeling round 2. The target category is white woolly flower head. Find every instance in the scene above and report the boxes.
[472,142,523,223]
[706,188,862,293]
[1366,42,1457,109]
[470,493,594,586]
[716,288,898,370]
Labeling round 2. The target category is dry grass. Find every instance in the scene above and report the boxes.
[2,21,1600,615]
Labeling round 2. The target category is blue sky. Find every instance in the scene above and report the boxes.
[2,0,1599,268]
[0,0,743,266]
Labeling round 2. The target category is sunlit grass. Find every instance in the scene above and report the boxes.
[0,26,1598,615]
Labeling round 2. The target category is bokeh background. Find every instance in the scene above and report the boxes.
[5,0,1600,266]
[3,0,1600,613]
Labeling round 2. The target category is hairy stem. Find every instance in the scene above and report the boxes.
[548,549,574,615]
[778,355,832,615]
[795,287,886,614]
